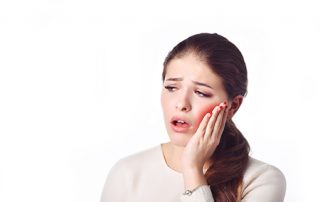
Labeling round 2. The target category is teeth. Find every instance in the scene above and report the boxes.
[177,120,185,123]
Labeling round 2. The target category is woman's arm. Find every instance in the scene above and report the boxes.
[180,168,214,202]
[179,164,286,202]
[180,184,215,202]
[180,103,228,202]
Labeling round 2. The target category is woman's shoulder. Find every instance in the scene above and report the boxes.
[109,144,161,173]
[244,157,286,179]
[242,157,286,201]
[101,145,162,201]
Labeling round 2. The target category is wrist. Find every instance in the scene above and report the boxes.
[182,184,210,196]
[182,168,202,175]
[182,168,207,190]
[182,164,203,173]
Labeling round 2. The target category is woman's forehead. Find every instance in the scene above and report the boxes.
[165,54,224,87]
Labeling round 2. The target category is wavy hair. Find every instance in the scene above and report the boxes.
[162,33,250,201]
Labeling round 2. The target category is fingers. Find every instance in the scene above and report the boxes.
[205,105,220,134]
[217,105,229,140]
[204,102,228,143]
[214,103,228,141]
[194,112,211,138]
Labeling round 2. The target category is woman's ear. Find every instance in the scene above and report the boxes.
[227,95,244,120]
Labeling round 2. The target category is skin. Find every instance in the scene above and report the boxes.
[161,53,243,190]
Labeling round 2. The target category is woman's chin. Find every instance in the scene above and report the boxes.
[168,134,190,147]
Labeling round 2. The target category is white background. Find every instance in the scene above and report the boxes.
[1,1,319,202]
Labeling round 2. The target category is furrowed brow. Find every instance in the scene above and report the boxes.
[165,78,213,89]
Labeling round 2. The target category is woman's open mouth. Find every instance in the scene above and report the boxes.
[170,118,191,133]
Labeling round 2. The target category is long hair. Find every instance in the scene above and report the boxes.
[162,33,250,201]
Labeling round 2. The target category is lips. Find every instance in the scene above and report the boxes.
[170,116,191,125]
[170,116,192,133]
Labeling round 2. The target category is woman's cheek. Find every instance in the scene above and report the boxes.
[194,104,218,130]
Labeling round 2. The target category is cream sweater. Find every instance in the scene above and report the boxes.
[101,144,286,202]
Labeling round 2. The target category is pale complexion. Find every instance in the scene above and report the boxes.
[161,53,243,190]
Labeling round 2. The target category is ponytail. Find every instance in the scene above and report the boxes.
[205,120,250,201]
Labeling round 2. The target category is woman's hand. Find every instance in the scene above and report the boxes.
[181,101,229,173]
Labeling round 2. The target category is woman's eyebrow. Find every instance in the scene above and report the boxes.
[192,80,213,89]
[165,77,183,81]
[165,77,213,89]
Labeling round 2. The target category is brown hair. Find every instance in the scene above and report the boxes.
[162,33,250,201]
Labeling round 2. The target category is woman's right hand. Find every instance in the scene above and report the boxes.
[181,101,229,173]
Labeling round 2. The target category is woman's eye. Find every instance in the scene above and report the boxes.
[164,86,211,97]
[195,90,210,97]
[164,86,177,92]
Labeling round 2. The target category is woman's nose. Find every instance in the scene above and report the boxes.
[175,97,191,112]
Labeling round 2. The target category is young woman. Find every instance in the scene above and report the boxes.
[101,33,286,202]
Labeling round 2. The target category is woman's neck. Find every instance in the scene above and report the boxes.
[161,142,184,172]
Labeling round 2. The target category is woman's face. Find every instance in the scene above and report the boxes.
[161,53,230,147]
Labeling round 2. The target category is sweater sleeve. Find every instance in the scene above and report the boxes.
[241,164,286,202]
[101,159,128,202]
[180,164,286,202]
[180,185,215,202]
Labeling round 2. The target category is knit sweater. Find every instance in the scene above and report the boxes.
[101,144,286,202]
